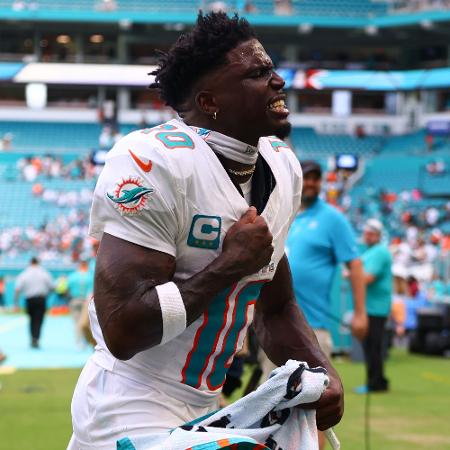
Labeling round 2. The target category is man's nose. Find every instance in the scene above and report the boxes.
[270,71,285,89]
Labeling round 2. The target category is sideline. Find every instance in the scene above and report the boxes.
[0,316,27,334]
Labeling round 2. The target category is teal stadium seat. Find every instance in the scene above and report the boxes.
[0,122,139,152]
[0,0,388,17]
[290,126,382,160]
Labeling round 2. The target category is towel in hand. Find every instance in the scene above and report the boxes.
[117,359,329,450]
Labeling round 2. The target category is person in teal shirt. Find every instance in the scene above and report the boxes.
[286,160,367,450]
[360,218,392,393]
[286,161,367,346]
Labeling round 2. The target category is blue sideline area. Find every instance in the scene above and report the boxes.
[0,314,92,369]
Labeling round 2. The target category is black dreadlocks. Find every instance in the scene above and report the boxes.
[149,12,256,111]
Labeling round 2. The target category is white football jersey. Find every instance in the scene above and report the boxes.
[88,119,302,405]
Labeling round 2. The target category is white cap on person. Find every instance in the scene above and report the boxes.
[364,218,383,234]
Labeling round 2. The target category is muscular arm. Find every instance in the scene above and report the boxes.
[346,258,368,340]
[94,207,273,360]
[253,255,344,430]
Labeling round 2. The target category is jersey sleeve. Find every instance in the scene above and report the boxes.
[290,151,303,216]
[330,211,359,263]
[89,132,184,257]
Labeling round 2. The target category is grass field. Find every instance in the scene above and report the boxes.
[1,348,449,450]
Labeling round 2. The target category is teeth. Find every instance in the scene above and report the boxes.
[269,99,286,110]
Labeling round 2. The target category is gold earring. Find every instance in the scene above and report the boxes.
[213,111,217,120]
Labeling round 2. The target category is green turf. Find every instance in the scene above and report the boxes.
[333,349,450,450]
[0,368,80,450]
[1,348,449,449]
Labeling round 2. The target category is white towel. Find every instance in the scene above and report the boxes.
[117,360,329,450]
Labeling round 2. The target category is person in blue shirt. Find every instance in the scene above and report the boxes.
[360,218,392,393]
[286,161,367,343]
[286,160,367,449]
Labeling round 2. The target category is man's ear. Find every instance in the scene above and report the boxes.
[195,91,218,116]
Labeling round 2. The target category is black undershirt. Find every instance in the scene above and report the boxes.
[215,153,277,215]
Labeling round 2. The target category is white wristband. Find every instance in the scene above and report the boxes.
[155,281,187,345]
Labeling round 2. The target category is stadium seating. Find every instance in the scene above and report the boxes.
[0,0,388,17]
[0,122,137,152]
[0,178,95,227]
[291,126,382,159]
[0,123,447,271]
[421,170,450,197]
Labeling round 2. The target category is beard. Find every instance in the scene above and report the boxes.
[301,192,319,206]
[274,121,292,140]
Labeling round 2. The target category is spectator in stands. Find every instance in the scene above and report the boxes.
[425,206,440,227]
[402,276,429,336]
[20,157,38,182]
[244,0,258,13]
[391,237,411,294]
[357,219,392,393]
[274,0,292,15]
[0,132,13,151]
[286,160,367,449]
[50,156,63,178]
[355,124,366,139]
[14,257,54,349]
[99,125,113,149]
[426,270,447,301]
[426,159,446,174]
[425,133,434,152]
[67,259,94,347]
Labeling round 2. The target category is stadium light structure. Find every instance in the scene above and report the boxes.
[90,35,104,44]
[56,35,71,45]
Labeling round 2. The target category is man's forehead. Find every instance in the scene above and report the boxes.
[196,39,271,89]
[226,39,272,66]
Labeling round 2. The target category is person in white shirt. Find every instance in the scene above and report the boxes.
[14,257,54,348]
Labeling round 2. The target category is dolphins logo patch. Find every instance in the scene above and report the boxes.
[107,176,154,216]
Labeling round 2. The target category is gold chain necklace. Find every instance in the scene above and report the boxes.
[226,165,256,177]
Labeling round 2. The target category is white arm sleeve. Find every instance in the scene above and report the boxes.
[89,132,184,257]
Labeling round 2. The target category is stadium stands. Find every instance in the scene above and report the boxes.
[0,122,137,152]
[421,168,450,197]
[291,126,382,159]
[0,0,387,16]
[0,119,447,274]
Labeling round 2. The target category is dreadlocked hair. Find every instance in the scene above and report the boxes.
[149,11,256,111]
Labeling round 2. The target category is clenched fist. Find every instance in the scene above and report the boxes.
[222,207,274,278]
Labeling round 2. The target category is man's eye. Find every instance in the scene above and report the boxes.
[252,67,272,78]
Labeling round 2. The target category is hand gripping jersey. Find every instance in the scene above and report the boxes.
[88,119,303,406]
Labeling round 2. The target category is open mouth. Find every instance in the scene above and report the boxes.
[267,98,289,115]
